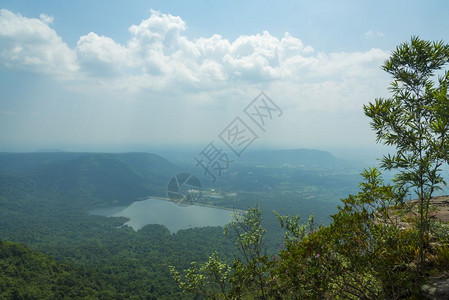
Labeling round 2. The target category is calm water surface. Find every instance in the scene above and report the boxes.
[90,198,236,233]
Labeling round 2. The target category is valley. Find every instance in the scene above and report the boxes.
[0,149,363,298]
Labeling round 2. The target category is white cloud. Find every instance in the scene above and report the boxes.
[39,13,53,24]
[0,9,77,76]
[0,9,388,92]
[76,32,133,76]
[364,30,384,38]
[128,9,186,49]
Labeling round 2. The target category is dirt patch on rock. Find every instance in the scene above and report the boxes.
[406,196,449,223]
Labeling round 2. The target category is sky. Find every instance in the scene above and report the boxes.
[1,0,449,160]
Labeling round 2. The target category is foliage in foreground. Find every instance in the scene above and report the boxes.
[364,36,449,267]
[171,168,449,299]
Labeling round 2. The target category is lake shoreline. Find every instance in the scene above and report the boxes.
[89,197,245,233]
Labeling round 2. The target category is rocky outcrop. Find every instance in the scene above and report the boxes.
[422,275,449,300]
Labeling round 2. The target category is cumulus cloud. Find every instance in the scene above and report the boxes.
[128,9,186,51]
[76,32,133,76]
[0,9,389,94]
[0,9,77,76]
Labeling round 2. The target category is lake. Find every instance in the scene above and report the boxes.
[90,198,238,233]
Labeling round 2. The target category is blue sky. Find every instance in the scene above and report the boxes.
[1,1,448,159]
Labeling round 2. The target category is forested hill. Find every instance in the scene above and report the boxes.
[0,240,118,299]
[0,152,180,209]
[0,152,236,299]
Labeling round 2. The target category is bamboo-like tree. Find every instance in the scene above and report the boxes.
[364,36,449,268]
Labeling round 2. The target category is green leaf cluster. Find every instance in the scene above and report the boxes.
[364,36,449,267]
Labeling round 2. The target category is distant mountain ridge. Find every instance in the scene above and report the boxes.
[0,149,359,210]
[0,152,180,209]
[242,148,350,168]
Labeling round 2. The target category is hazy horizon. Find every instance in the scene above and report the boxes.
[0,143,391,164]
[1,1,448,161]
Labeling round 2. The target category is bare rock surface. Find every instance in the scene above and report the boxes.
[422,275,449,300]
